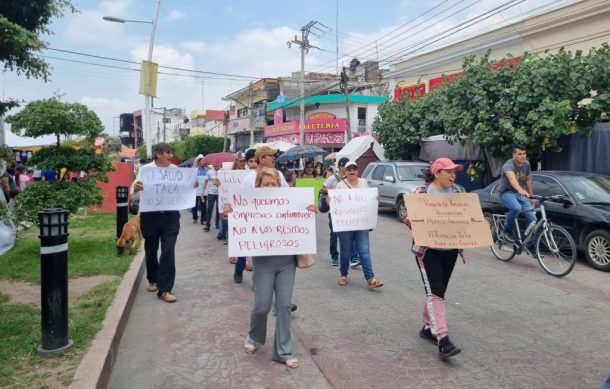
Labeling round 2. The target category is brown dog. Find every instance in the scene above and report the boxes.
[116,215,141,254]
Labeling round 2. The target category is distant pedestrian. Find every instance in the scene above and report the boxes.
[403,157,464,359]
[300,161,317,178]
[224,167,317,369]
[191,154,206,224]
[202,164,220,232]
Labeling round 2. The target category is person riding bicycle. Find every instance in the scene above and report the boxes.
[497,144,536,246]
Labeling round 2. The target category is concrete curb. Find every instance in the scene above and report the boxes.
[69,251,145,389]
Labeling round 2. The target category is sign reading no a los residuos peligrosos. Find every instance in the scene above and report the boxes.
[404,193,493,248]
[330,188,379,232]
[228,187,316,257]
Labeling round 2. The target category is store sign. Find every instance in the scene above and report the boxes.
[308,112,336,120]
[264,118,347,137]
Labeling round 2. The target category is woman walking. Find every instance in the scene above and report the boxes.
[403,157,464,359]
[320,160,383,289]
[225,167,317,368]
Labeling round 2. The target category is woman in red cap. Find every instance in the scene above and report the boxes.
[403,157,464,360]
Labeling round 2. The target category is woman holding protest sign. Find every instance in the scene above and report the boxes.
[320,160,384,289]
[402,157,464,360]
[224,167,317,369]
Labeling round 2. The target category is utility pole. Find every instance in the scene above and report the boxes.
[223,111,229,152]
[288,21,320,145]
[341,66,352,142]
[248,81,254,147]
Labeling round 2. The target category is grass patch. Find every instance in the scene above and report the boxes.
[0,212,136,388]
[0,213,133,283]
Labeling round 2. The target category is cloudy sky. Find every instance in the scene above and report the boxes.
[2,0,576,146]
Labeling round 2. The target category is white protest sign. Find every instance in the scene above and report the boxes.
[330,188,379,232]
[217,169,250,209]
[222,162,234,170]
[139,167,198,212]
[228,187,316,257]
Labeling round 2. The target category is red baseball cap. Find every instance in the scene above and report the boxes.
[430,158,463,174]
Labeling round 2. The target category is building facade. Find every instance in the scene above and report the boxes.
[384,0,610,100]
[265,94,387,152]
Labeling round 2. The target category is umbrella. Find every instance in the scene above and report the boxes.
[276,144,327,163]
[202,152,234,166]
[324,152,337,161]
[252,141,297,152]
[180,157,195,167]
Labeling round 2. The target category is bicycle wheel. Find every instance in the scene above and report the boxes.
[488,214,517,262]
[535,225,577,277]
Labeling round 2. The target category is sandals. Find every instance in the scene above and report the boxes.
[367,277,384,289]
[244,337,256,354]
[338,275,347,286]
[284,357,299,369]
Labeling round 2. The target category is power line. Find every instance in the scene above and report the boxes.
[40,55,265,82]
[379,0,589,73]
[307,0,467,73]
[377,0,527,66]
[46,47,260,80]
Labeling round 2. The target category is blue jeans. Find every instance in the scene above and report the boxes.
[329,216,339,260]
[329,215,359,261]
[501,191,536,234]
[235,257,246,274]
[337,230,374,280]
[218,218,227,238]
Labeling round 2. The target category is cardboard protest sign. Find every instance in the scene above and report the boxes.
[403,193,493,249]
[330,188,378,232]
[295,178,325,206]
[139,167,197,212]
[228,187,316,257]
[217,169,250,209]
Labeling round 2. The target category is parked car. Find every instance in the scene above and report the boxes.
[473,171,610,272]
[362,161,429,221]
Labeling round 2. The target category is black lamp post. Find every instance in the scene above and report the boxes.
[38,208,73,356]
[116,186,129,255]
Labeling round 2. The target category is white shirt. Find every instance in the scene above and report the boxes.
[242,170,289,188]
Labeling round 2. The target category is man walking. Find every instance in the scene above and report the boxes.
[132,143,197,303]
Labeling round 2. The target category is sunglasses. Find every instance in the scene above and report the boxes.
[346,166,358,171]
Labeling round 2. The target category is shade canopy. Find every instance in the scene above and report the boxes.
[202,152,235,166]
[276,144,327,163]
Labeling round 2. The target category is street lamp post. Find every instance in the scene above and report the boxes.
[103,0,161,158]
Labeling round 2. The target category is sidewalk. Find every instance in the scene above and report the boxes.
[105,210,610,389]
[107,212,332,388]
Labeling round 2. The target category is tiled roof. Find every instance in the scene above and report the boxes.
[205,110,226,121]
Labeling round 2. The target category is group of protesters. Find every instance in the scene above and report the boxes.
[132,142,465,368]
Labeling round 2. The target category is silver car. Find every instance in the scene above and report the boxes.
[362,161,428,221]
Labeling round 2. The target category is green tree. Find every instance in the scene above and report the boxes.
[5,99,113,224]
[0,0,76,115]
[7,98,103,146]
[172,135,225,160]
[136,135,227,162]
[374,45,610,164]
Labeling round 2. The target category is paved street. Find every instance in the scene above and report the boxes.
[108,209,610,389]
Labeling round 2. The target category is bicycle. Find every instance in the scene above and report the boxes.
[488,194,577,277]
